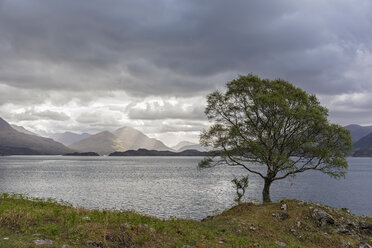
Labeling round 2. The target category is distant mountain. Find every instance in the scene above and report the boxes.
[49,132,91,146]
[68,126,172,155]
[69,131,117,155]
[112,126,170,151]
[344,124,372,143]
[10,124,38,136]
[343,124,372,156]
[109,148,210,156]
[353,133,372,150]
[172,141,196,150]
[172,141,209,152]
[0,117,72,155]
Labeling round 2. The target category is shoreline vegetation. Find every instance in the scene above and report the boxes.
[108,149,212,157]
[63,152,100,156]
[0,194,371,248]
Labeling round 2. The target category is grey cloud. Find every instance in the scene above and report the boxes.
[127,101,206,120]
[0,84,48,105]
[76,113,102,124]
[157,121,209,133]
[0,0,371,98]
[0,83,119,106]
[136,119,209,137]
[1,0,372,137]
[13,109,70,121]
[75,111,125,130]
[330,109,372,126]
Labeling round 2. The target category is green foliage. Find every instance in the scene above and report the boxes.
[198,157,213,168]
[200,74,352,202]
[231,176,249,204]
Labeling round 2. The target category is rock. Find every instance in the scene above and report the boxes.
[298,200,308,206]
[272,212,290,220]
[342,240,352,247]
[296,221,301,227]
[341,208,351,214]
[182,246,192,248]
[359,222,372,234]
[336,228,351,235]
[250,225,256,231]
[87,240,103,247]
[61,246,71,248]
[360,242,372,248]
[280,204,287,211]
[345,219,358,228]
[3,237,9,240]
[34,239,53,245]
[275,240,287,247]
[290,228,302,239]
[311,208,335,227]
[201,215,214,222]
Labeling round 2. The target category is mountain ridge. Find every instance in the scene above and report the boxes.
[0,117,73,155]
[172,141,196,151]
[10,124,38,136]
[69,126,172,155]
[48,132,91,146]
[344,124,372,143]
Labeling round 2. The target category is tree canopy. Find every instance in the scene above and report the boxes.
[200,74,352,202]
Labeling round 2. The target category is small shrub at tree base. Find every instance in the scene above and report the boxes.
[232,176,249,204]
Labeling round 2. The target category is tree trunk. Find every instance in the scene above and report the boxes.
[262,178,272,203]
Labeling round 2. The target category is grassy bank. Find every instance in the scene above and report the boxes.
[0,193,371,247]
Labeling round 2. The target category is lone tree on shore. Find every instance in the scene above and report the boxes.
[200,74,352,203]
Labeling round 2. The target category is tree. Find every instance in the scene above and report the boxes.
[199,74,352,203]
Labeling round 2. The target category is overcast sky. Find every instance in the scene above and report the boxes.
[1,0,372,146]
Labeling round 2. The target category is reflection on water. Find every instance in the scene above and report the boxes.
[0,156,371,219]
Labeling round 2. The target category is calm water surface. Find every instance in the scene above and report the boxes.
[0,156,371,219]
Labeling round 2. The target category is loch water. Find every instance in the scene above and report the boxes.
[0,156,371,219]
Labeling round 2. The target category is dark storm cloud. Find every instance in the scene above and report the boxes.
[0,0,371,98]
[1,0,372,131]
